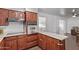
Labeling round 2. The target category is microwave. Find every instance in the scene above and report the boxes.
[27,25,37,34]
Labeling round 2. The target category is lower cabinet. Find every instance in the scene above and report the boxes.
[26,41,38,48]
[38,34,65,50]
[26,35,38,49]
[38,34,47,50]
[0,34,65,50]
[17,35,27,50]
[0,40,4,50]
[46,37,65,50]
[4,36,18,50]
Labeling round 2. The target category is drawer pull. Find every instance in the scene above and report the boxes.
[57,43,63,46]
[40,39,42,40]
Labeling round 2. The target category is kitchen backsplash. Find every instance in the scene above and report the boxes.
[6,22,24,34]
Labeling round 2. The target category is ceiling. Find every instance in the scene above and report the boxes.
[38,8,79,17]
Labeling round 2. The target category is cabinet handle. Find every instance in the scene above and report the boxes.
[40,39,42,40]
[57,43,63,46]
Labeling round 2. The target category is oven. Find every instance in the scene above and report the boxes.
[27,25,37,34]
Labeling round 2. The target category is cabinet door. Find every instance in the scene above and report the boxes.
[18,35,27,50]
[46,37,55,50]
[0,40,4,50]
[0,17,8,26]
[4,36,18,50]
[46,37,65,50]
[26,11,37,22]
[38,34,47,50]
[0,8,8,18]
[27,35,38,42]
[0,9,8,26]
[8,10,17,19]
[16,11,25,20]
[32,12,37,22]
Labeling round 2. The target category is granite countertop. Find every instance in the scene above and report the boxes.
[38,31,68,40]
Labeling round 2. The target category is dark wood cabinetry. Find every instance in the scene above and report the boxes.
[26,35,38,48]
[0,40,4,50]
[17,12,25,20]
[8,10,16,19]
[0,34,65,50]
[27,35,38,42]
[26,11,37,24]
[0,8,8,26]
[17,35,27,50]
[0,34,38,50]
[38,34,65,50]
[9,10,25,20]
[38,34,47,50]
[46,37,65,50]
[4,36,18,50]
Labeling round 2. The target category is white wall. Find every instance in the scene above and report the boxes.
[67,17,79,33]
[6,22,24,34]
[38,12,67,34]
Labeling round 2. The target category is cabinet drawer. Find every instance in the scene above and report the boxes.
[26,41,38,48]
[27,35,37,42]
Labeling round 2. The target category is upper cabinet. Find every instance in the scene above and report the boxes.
[26,8,38,13]
[8,10,25,21]
[26,11,37,24]
[8,10,16,19]
[0,8,8,26]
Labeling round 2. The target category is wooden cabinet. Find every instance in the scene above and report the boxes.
[27,34,38,42]
[38,34,65,50]
[8,10,16,19]
[26,11,37,23]
[9,10,25,20]
[0,8,8,26]
[17,12,25,20]
[17,35,27,50]
[46,37,65,50]
[0,40,4,50]
[26,41,38,48]
[38,34,47,50]
[26,34,38,48]
[4,36,18,50]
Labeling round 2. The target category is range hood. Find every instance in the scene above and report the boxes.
[8,18,24,22]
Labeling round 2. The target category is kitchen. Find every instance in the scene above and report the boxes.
[1,8,77,50]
